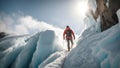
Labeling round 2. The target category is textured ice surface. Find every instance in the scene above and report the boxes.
[63,24,120,68]
[0,30,62,68]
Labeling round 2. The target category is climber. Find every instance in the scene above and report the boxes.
[63,25,75,51]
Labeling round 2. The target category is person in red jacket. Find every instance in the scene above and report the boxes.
[63,25,75,51]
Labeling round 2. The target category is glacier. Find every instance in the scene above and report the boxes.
[0,30,63,68]
[37,10,120,68]
[0,23,120,68]
[36,23,120,68]
[0,8,120,68]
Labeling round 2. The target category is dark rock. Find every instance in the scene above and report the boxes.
[0,32,8,39]
[91,0,120,31]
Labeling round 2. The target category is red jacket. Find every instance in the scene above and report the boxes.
[63,27,75,40]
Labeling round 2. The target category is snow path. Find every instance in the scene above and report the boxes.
[61,51,69,68]
[38,50,69,68]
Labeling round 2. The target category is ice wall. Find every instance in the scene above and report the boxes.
[0,30,62,68]
[0,36,27,68]
[29,30,62,68]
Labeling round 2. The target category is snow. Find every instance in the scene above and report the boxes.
[0,30,63,68]
[29,30,62,68]
[117,9,120,26]
[38,6,120,68]
[35,22,119,68]
[12,33,40,68]
[38,50,68,68]
[0,23,120,68]
[63,24,120,68]
[0,36,27,68]
[0,21,120,68]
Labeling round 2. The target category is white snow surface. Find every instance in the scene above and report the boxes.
[0,23,120,68]
[36,23,120,68]
[63,23,120,68]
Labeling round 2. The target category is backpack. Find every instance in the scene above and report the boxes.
[66,30,72,37]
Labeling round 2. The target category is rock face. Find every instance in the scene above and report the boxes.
[0,32,8,39]
[91,0,120,31]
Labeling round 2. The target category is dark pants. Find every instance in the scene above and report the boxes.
[67,39,73,51]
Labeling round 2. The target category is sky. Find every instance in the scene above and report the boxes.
[0,0,90,35]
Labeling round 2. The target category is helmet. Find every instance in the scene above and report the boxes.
[66,25,69,28]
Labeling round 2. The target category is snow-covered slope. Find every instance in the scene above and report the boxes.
[38,50,68,68]
[63,24,120,68]
[0,30,63,68]
[0,10,120,68]
[0,23,120,68]
[35,23,120,68]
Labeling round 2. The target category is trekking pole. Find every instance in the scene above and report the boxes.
[63,40,66,50]
[63,40,64,46]
[63,39,66,51]
[71,40,75,49]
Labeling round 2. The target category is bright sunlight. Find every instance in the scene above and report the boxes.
[74,1,89,18]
